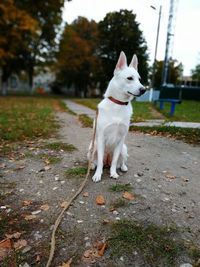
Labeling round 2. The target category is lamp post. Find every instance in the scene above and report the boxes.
[149,5,162,102]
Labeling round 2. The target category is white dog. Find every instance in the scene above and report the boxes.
[88,51,146,182]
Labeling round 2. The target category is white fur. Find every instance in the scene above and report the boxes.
[88,51,145,182]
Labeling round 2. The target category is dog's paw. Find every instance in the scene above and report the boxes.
[92,173,102,182]
[121,164,128,172]
[110,172,119,179]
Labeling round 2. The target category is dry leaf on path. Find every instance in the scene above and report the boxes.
[95,195,105,205]
[0,239,12,258]
[22,200,32,206]
[5,232,22,239]
[40,204,50,211]
[123,191,135,200]
[13,239,27,250]
[57,257,73,267]
[83,192,89,197]
[24,214,37,221]
[165,173,176,179]
[60,201,68,208]
[98,243,107,256]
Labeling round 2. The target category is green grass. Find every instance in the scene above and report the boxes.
[131,125,200,145]
[43,142,76,152]
[73,98,163,122]
[74,98,101,110]
[65,166,87,178]
[39,154,62,164]
[155,100,200,122]
[109,183,132,192]
[74,98,200,122]
[109,220,186,266]
[110,198,129,209]
[0,97,60,142]
[78,114,93,128]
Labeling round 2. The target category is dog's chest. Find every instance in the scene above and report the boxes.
[97,100,132,148]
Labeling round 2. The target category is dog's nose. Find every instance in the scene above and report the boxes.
[139,87,146,95]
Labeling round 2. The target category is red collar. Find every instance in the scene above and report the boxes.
[108,96,128,105]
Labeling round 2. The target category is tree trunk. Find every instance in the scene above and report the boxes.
[1,66,10,96]
[28,63,34,93]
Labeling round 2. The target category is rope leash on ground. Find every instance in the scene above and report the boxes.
[45,111,98,267]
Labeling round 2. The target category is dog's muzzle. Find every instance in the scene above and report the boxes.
[127,87,146,97]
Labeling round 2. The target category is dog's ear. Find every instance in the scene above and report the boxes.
[114,51,127,74]
[129,54,138,71]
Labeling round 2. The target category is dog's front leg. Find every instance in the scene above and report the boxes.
[110,140,124,179]
[92,134,104,182]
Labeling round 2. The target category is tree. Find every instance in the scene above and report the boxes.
[98,9,149,90]
[191,64,200,81]
[15,0,66,90]
[0,0,38,95]
[55,17,99,97]
[153,59,183,88]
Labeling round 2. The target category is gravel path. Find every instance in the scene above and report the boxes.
[0,107,200,267]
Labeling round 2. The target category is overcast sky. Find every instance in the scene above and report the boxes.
[63,0,200,76]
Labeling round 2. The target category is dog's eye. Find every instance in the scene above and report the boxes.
[127,76,134,81]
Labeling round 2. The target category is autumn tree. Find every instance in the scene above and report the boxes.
[55,17,99,97]
[98,9,149,89]
[15,0,66,90]
[0,0,38,95]
[153,59,183,88]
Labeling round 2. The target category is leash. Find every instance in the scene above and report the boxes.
[45,110,98,267]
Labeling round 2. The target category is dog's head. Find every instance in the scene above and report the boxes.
[111,51,146,99]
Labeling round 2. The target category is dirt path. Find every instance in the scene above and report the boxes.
[0,110,200,267]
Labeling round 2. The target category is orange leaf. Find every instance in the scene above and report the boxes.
[123,191,135,200]
[57,257,73,267]
[95,195,105,205]
[0,239,12,258]
[98,243,107,256]
[22,200,32,206]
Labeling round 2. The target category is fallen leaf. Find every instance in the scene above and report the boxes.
[165,173,176,179]
[44,166,51,171]
[83,192,89,197]
[0,163,6,169]
[14,239,27,250]
[98,243,107,256]
[14,165,25,171]
[95,195,105,205]
[40,204,50,211]
[24,214,37,221]
[0,239,12,258]
[57,257,73,267]
[5,232,21,239]
[60,201,68,208]
[123,191,135,200]
[22,200,32,206]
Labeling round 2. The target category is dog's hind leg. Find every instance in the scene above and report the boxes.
[120,144,128,172]
[87,141,97,170]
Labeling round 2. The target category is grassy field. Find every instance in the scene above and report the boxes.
[73,98,200,144]
[0,96,64,142]
[154,100,200,122]
[74,98,200,122]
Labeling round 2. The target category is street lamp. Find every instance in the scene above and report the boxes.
[149,5,162,102]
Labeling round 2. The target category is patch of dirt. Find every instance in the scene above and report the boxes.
[0,111,200,266]
[150,105,165,119]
